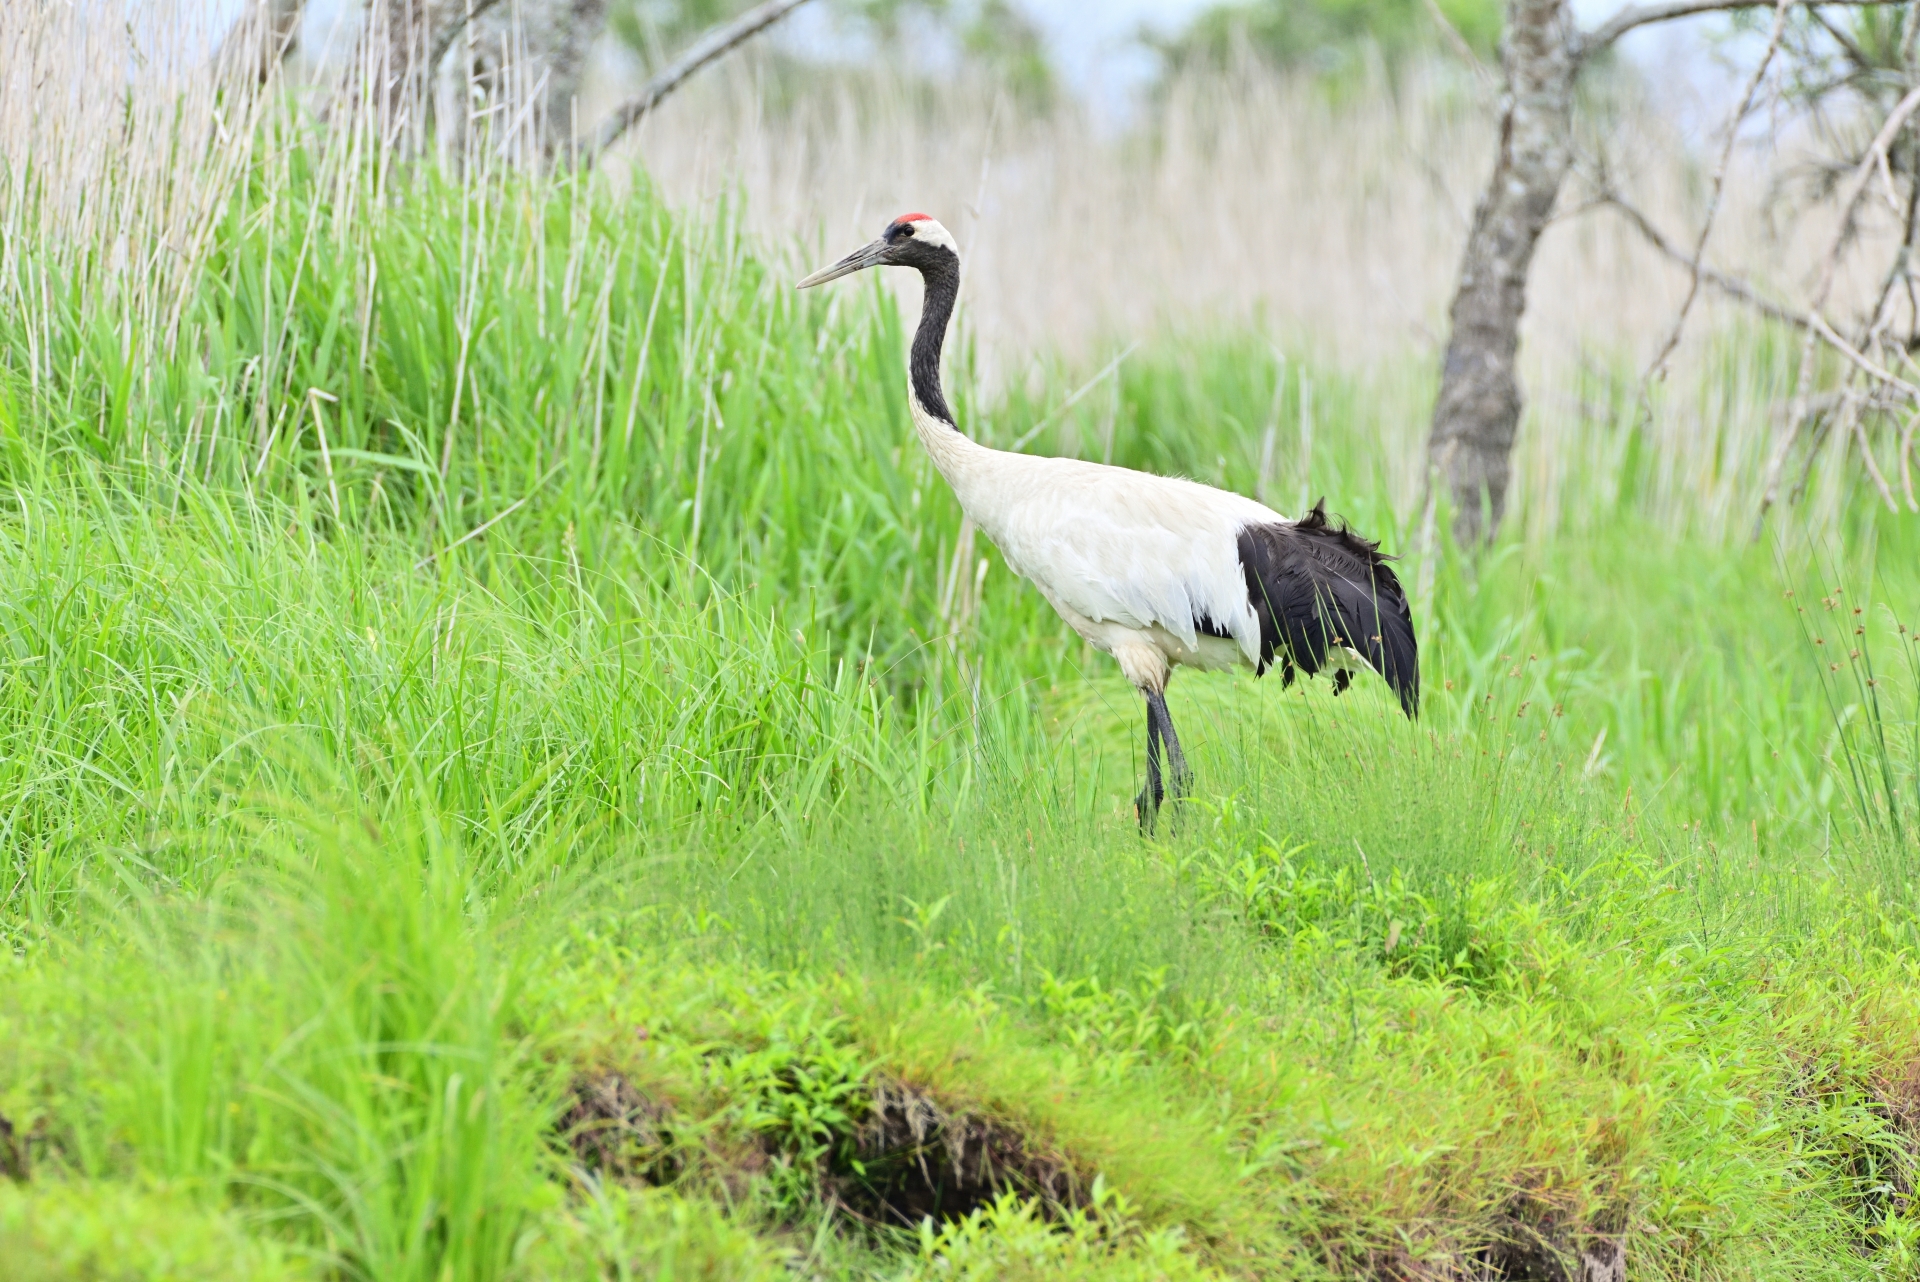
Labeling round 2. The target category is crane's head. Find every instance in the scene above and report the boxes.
[797,214,958,289]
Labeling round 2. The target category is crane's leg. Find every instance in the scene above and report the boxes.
[1150,691,1194,801]
[1135,690,1193,832]
[1135,692,1164,830]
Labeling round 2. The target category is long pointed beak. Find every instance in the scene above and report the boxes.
[797,238,889,289]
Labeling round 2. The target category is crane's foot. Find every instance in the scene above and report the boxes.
[1135,782,1164,832]
[1136,779,1196,834]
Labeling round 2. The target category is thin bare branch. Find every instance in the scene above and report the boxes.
[1859,170,1920,351]
[1642,0,1790,384]
[1808,312,1920,397]
[1812,83,1920,316]
[589,0,815,158]
[1581,0,1901,58]
[1610,176,1920,528]
[1597,191,1807,328]
[1761,81,1920,533]
[1856,399,1906,511]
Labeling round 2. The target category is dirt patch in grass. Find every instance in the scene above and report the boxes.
[832,1075,1085,1228]
[1338,1190,1626,1282]
[1782,1049,1920,1248]
[557,1073,685,1185]
[1873,1058,1920,1163]
[0,1113,35,1183]
[1867,1057,1920,1221]
[1477,1202,1625,1282]
[555,1069,1084,1229]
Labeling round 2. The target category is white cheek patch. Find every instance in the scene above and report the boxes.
[910,219,958,252]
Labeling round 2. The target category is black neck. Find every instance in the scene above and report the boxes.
[910,254,960,428]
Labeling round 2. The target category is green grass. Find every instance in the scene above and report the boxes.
[2,124,1920,1280]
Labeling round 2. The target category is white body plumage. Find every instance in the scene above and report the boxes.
[910,395,1282,694]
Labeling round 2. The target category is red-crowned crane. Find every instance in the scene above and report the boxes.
[799,214,1418,828]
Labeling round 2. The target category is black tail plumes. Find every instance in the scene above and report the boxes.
[1236,499,1419,716]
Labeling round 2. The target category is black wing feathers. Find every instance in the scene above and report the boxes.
[1236,499,1419,717]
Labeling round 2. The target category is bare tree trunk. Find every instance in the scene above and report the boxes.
[219,0,306,83]
[1426,0,1577,546]
[534,0,610,154]
[453,0,608,156]
[365,0,601,155]
[368,0,464,124]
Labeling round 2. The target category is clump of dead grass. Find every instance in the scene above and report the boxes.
[834,1074,1085,1228]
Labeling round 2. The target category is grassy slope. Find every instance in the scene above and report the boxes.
[1,144,1919,1280]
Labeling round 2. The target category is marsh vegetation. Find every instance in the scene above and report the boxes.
[3,2,1920,1278]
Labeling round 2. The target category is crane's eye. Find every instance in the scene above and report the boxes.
[896,224,916,238]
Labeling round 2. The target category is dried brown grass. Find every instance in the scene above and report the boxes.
[0,2,267,352]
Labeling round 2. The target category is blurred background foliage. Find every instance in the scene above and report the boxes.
[610,0,1502,110]
[1145,0,1501,77]
[612,0,1056,106]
